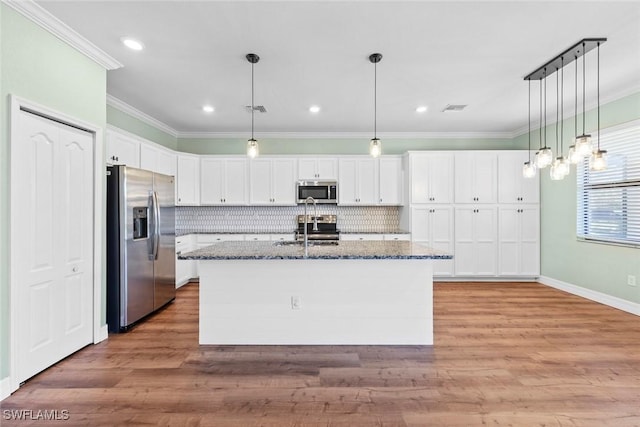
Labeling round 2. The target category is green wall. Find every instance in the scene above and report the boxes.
[535,92,640,304]
[107,104,177,150]
[0,4,107,381]
[177,136,518,155]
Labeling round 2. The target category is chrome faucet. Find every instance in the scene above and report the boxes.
[303,196,318,257]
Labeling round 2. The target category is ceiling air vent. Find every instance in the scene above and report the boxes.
[441,104,467,113]
[245,105,267,113]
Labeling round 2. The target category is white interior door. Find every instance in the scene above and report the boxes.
[14,110,94,384]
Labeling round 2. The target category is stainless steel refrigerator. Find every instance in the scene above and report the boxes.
[106,165,176,332]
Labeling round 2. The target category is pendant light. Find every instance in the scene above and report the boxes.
[369,53,383,158]
[589,42,607,171]
[535,70,553,168]
[246,53,260,158]
[522,79,537,178]
[568,55,581,164]
[575,42,593,157]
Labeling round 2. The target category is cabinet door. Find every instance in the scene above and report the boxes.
[357,158,377,205]
[200,158,225,204]
[410,206,430,241]
[176,155,200,205]
[341,234,384,241]
[224,159,248,204]
[338,158,358,204]
[156,149,176,177]
[454,206,496,275]
[473,153,498,203]
[519,205,540,275]
[298,158,317,179]
[498,151,539,204]
[106,131,140,167]
[429,153,454,204]
[316,158,338,179]
[498,207,520,276]
[249,158,272,205]
[139,143,158,172]
[271,158,296,205]
[378,157,402,205]
[431,207,454,276]
[410,156,431,203]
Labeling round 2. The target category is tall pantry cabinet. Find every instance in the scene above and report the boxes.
[401,150,539,279]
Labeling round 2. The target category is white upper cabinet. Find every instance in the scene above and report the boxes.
[497,151,540,204]
[200,157,248,205]
[176,154,200,205]
[106,129,140,167]
[298,157,338,180]
[454,151,497,204]
[140,143,176,176]
[338,157,377,205]
[378,156,403,205]
[409,152,454,204]
[249,157,297,205]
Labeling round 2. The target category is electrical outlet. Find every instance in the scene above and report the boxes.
[627,275,637,287]
[291,296,301,309]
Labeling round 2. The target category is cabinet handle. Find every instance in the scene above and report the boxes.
[380,198,383,203]
[178,198,181,202]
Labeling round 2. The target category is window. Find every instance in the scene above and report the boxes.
[577,121,640,247]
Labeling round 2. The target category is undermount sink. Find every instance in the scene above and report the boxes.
[273,240,339,247]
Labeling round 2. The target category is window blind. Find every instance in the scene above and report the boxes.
[577,122,640,247]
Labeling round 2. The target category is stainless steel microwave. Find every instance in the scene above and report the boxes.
[296,181,338,204]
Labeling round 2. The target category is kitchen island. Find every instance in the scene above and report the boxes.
[180,241,451,345]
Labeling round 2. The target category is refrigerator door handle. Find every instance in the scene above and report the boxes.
[153,191,161,261]
[148,192,156,260]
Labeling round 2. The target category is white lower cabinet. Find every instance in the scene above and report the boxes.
[454,206,497,276]
[410,206,454,276]
[383,234,411,241]
[176,235,196,287]
[271,234,296,242]
[340,234,385,241]
[498,205,540,276]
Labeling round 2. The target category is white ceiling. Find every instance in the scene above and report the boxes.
[36,1,640,137]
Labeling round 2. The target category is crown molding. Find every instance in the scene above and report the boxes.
[175,131,514,140]
[107,95,179,137]
[2,0,122,70]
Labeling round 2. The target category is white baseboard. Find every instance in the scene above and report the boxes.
[94,324,109,344]
[1,376,11,401]
[539,275,640,316]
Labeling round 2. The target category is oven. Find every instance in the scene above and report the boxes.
[295,215,340,241]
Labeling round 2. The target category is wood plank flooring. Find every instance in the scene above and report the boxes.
[2,282,640,426]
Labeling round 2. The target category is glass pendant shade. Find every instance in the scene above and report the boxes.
[370,138,382,158]
[589,149,607,171]
[549,159,565,181]
[522,161,537,178]
[567,145,581,164]
[247,138,259,158]
[575,134,593,157]
[557,156,570,177]
[535,147,553,168]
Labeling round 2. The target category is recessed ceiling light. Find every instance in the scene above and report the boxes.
[309,105,321,113]
[416,106,428,113]
[121,37,144,51]
[202,105,214,113]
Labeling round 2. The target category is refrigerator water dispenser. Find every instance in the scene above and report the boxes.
[132,207,148,240]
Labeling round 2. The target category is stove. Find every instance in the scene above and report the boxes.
[295,214,340,241]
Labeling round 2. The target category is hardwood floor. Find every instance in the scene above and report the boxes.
[2,282,640,426]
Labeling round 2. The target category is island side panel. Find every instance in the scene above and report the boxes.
[198,259,433,345]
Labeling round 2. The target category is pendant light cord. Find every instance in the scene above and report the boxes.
[555,67,559,154]
[527,79,531,161]
[582,42,586,135]
[251,61,255,140]
[543,71,547,148]
[597,42,600,150]
[374,60,377,139]
[539,75,543,149]
[574,55,578,138]
[560,58,564,154]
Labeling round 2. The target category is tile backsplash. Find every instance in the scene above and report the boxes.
[176,205,401,234]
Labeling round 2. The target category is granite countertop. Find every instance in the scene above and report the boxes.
[179,240,451,260]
